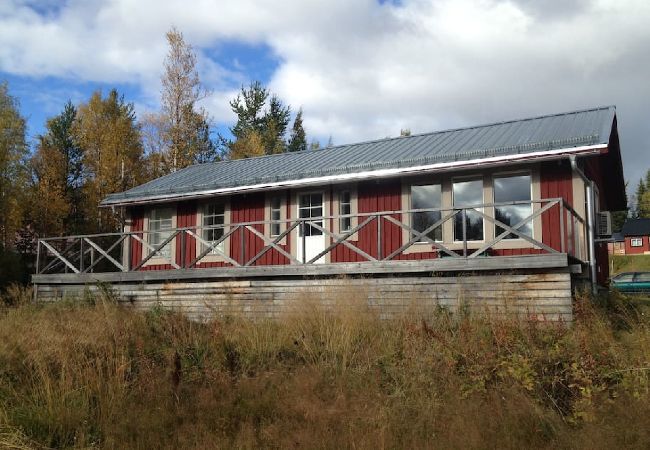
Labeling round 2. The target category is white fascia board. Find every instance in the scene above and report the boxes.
[101,144,606,207]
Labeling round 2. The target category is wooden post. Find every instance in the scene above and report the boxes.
[462,209,468,257]
[302,220,306,264]
[35,240,41,275]
[559,199,566,253]
[377,214,382,260]
[79,239,84,273]
[180,230,186,269]
[240,226,245,265]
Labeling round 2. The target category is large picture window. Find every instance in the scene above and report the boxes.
[202,203,225,254]
[148,207,174,259]
[453,179,483,241]
[411,184,442,242]
[493,174,532,239]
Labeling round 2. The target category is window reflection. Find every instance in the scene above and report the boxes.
[411,184,442,241]
[494,174,532,239]
[453,179,483,241]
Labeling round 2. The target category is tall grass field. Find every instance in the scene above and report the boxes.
[1,285,649,449]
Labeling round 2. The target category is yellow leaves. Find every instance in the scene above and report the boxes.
[229,129,266,160]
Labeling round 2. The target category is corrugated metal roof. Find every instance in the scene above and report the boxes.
[103,105,616,205]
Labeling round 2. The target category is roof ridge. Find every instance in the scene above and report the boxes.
[185,105,616,171]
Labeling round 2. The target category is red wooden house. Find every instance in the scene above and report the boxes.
[33,106,626,321]
[620,219,650,255]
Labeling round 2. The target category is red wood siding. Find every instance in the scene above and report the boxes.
[625,236,650,254]
[227,192,290,267]
[127,169,576,268]
[177,201,197,268]
[540,161,574,254]
[129,207,144,270]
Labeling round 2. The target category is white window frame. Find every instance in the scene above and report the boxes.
[144,206,176,266]
[631,237,643,247]
[270,196,282,237]
[339,190,353,233]
[196,199,231,263]
[265,192,287,244]
[332,186,358,237]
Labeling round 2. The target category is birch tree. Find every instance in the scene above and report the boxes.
[159,27,215,171]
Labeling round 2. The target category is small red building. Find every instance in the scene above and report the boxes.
[620,219,650,255]
[33,106,627,321]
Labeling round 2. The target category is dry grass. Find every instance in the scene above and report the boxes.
[0,286,649,449]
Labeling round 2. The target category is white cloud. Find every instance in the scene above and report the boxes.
[1,0,649,185]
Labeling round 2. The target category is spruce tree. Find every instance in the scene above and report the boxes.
[288,109,307,152]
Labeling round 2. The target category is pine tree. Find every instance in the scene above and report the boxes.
[229,81,268,140]
[287,108,307,152]
[0,82,28,251]
[29,102,85,236]
[226,82,292,158]
[611,183,629,232]
[634,179,647,218]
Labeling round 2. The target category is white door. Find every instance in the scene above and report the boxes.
[297,192,326,263]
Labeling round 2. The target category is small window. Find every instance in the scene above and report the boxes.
[148,207,174,259]
[339,191,352,232]
[631,238,643,247]
[202,203,225,254]
[453,179,483,241]
[493,174,532,239]
[411,184,442,242]
[270,196,282,237]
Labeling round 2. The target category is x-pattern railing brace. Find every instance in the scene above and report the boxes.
[307,215,377,264]
[40,240,80,274]
[186,227,241,267]
[131,231,181,270]
[246,221,301,266]
[82,236,127,272]
[467,201,558,258]
[383,211,461,260]
[244,224,301,266]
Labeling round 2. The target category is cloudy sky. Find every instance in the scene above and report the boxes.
[1,0,649,192]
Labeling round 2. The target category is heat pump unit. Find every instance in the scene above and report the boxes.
[597,211,612,237]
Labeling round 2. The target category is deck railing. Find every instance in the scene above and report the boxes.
[35,198,586,275]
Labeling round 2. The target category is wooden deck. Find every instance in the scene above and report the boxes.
[33,253,570,285]
[32,200,584,321]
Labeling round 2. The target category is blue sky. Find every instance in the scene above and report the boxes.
[1,0,650,194]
